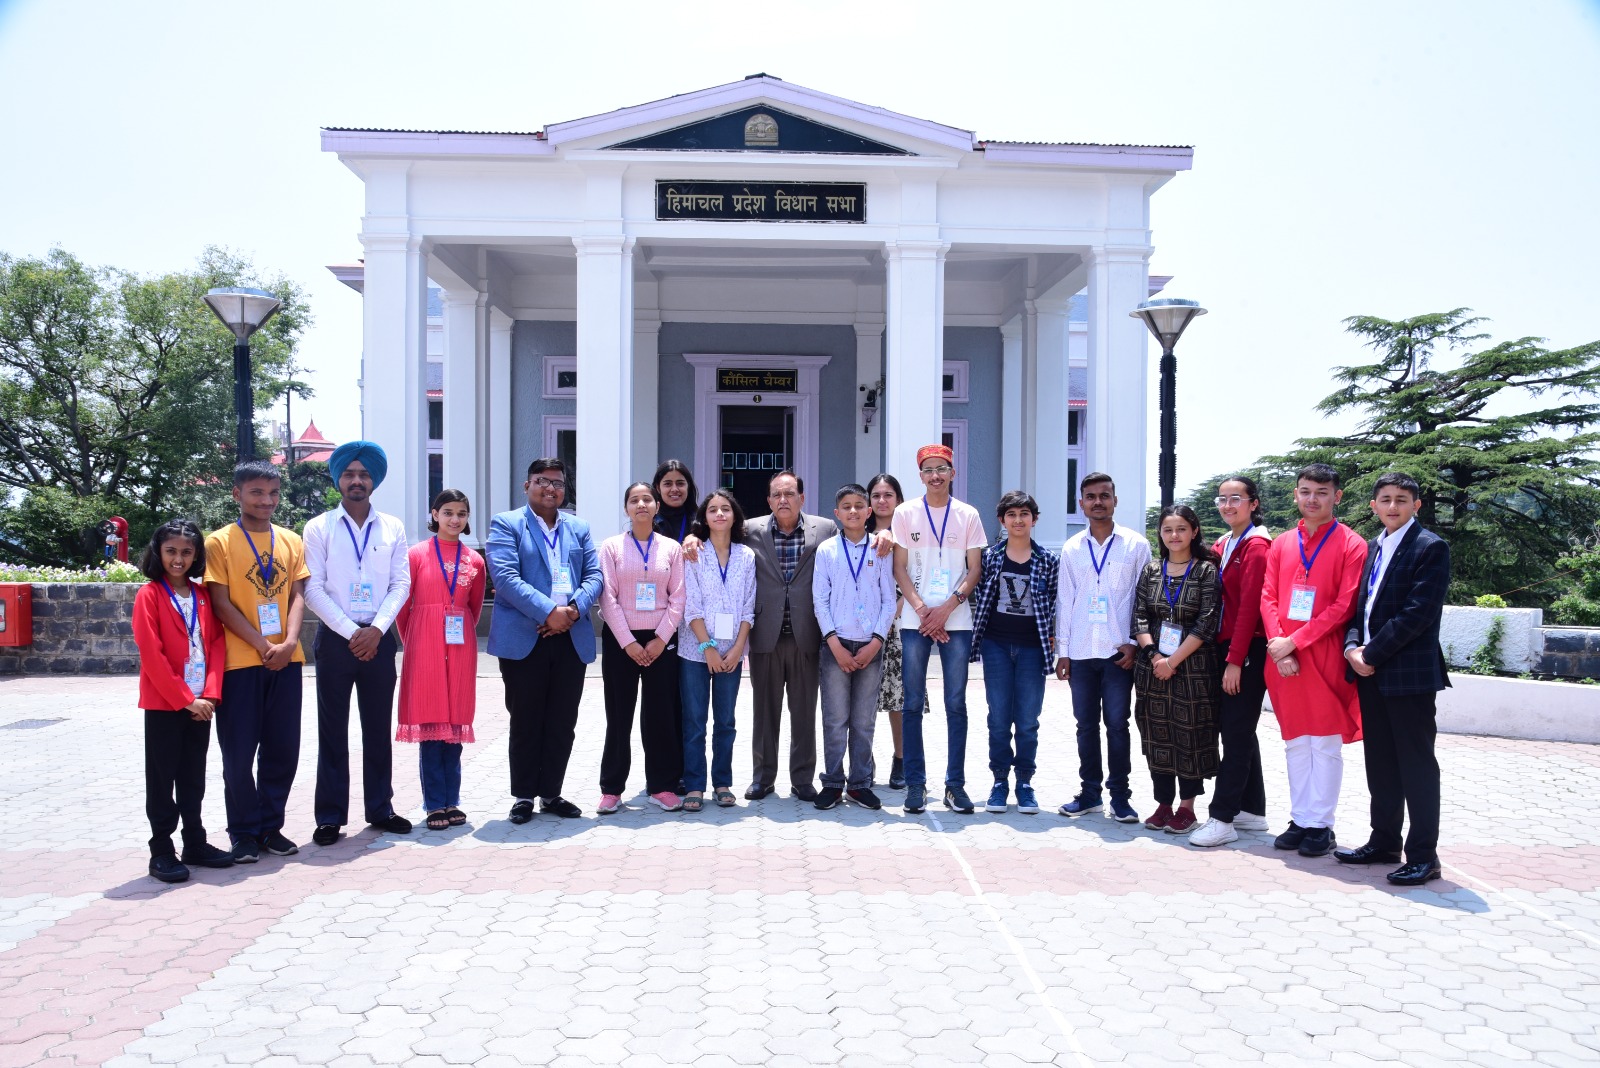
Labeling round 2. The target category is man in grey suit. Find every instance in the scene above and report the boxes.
[744,470,834,802]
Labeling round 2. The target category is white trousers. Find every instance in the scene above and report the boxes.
[1284,734,1343,829]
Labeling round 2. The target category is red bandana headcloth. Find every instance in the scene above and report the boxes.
[916,444,954,468]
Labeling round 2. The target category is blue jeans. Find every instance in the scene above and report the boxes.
[419,741,463,811]
[900,628,974,789]
[680,659,741,792]
[1067,655,1135,802]
[981,637,1046,784]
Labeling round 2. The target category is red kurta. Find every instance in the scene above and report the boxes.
[1260,519,1367,743]
[396,538,486,743]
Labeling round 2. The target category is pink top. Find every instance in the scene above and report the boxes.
[598,531,686,643]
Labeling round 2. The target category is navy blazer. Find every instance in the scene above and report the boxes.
[1344,523,1452,696]
[485,506,603,663]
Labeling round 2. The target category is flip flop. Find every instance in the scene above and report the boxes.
[683,795,704,813]
[425,810,451,830]
[446,808,467,826]
[713,788,737,807]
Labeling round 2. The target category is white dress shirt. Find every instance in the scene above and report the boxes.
[303,505,411,639]
[1055,523,1152,661]
[1362,517,1415,644]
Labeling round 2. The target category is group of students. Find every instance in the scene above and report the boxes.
[134,438,1451,891]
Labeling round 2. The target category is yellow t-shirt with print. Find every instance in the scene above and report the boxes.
[204,522,312,671]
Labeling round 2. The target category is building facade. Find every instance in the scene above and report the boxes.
[322,76,1191,546]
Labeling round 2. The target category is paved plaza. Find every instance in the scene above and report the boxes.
[1,669,1597,1068]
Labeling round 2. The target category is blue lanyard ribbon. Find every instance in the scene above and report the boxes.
[237,521,275,586]
[922,498,951,549]
[1221,521,1252,571]
[630,532,655,568]
[160,579,199,648]
[1087,533,1116,582]
[342,517,375,566]
[844,537,869,586]
[535,514,560,554]
[1162,559,1193,610]
[1297,520,1339,579]
[433,536,463,604]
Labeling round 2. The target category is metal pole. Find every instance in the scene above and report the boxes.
[233,338,254,461]
[1158,343,1177,508]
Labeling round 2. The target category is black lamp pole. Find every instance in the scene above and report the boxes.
[233,339,255,461]
[203,287,283,465]
[1131,297,1207,512]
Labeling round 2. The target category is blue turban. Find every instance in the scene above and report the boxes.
[328,441,388,488]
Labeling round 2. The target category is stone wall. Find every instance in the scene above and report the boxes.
[0,584,141,675]
[1536,628,1600,681]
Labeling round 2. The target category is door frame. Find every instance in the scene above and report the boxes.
[685,353,831,505]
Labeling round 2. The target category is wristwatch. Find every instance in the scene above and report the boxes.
[953,590,967,604]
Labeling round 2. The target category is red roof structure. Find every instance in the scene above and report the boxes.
[271,420,336,465]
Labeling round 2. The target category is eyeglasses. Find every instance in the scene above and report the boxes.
[530,477,567,490]
[919,465,953,476]
[1214,495,1248,506]
[769,491,799,501]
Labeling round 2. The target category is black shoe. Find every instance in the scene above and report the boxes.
[369,814,413,834]
[943,785,975,814]
[149,855,190,883]
[541,797,582,819]
[260,831,299,856]
[744,783,775,801]
[1298,827,1336,857]
[847,788,883,811]
[231,838,260,864]
[180,843,234,869]
[313,824,342,846]
[887,757,906,790]
[1273,822,1308,850]
[791,784,819,802]
[814,787,843,810]
[1387,859,1443,886]
[508,800,536,824]
[1334,843,1403,866]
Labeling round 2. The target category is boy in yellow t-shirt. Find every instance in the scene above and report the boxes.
[204,460,310,865]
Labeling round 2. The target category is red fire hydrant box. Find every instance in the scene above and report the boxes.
[0,584,33,647]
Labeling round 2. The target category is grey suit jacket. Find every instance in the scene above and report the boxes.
[746,513,835,653]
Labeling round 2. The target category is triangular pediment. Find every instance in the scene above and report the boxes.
[607,105,912,155]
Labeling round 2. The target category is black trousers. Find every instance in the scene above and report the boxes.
[1153,773,1205,804]
[1357,678,1441,863]
[501,632,586,801]
[313,625,398,827]
[1208,637,1269,823]
[600,627,683,795]
[145,710,212,858]
[216,664,302,843]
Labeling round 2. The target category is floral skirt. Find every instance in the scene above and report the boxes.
[876,626,904,715]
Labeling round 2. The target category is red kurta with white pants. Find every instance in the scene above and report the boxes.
[396,538,486,743]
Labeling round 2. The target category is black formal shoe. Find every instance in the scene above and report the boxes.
[1298,827,1336,858]
[847,788,883,811]
[1334,843,1403,866]
[541,796,582,819]
[313,824,342,847]
[745,783,775,801]
[1273,822,1308,850]
[508,800,536,824]
[814,787,843,810]
[149,855,190,883]
[791,784,819,802]
[369,814,413,834]
[887,757,906,790]
[180,843,235,868]
[1387,859,1443,886]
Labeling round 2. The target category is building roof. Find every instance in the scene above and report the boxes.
[294,420,335,448]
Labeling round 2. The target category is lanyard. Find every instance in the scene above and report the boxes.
[630,532,655,568]
[678,516,688,542]
[1367,541,1385,598]
[844,537,869,586]
[1297,520,1339,579]
[1087,533,1116,583]
[237,521,275,586]
[160,579,199,648]
[922,498,951,549]
[535,514,560,554]
[1221,522,1252,571]
[342,516,375,566]
[1162,559,1194,610]
[433,536,463,604]
[715,544,733,586]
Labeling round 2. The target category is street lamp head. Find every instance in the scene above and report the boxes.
[1131,297,1206,351]
[204,287,283,341]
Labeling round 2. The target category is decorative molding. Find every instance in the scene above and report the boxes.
[941,361,969,403]
[543,356,578,399]
[943,419,969,490]
[543,414,576,457]
[683,353,832,501]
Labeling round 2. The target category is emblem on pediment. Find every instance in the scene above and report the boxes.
[744,112,779,147]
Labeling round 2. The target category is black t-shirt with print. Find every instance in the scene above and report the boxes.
[986,556,1037,644]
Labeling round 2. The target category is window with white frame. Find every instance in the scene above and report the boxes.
[941,361,969,402]
[941,419,968,490]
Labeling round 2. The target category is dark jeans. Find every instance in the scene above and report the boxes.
[1067,655,1134,802]
[1209,637,1268,822]
[1153,773,1205,804]
[419,741,463,812]
[144,709,211,858]
[900,628,973,788]
[600,627,683,795]
[981,637,1046,783]
[1358,678,1441,863]
[680,658,741,792]
[313,625,398,827]
[216,664,302,844]
[500,633,585,801]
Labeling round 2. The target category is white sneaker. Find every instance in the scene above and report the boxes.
[1234,811,1270,831]
[1189,818,1239,848]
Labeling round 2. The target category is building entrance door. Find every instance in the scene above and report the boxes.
[719,405,793,519]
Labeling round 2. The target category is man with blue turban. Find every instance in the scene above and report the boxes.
[302,440,414,846]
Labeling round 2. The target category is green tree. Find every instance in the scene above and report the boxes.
[0,247,312,563]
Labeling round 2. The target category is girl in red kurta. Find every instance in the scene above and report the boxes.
[396,490,487,830]
[1259,465,1368,858]
[132,519,234,883]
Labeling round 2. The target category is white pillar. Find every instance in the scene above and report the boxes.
[360,231,430,538]
[441,291,480,531]
[1019,300,1039,489]
[573,234,635,543]
[632,314,661,481]
[999,316,1023,491]
[854,321,885,482]
[487,309,513,519]
[883,240,947,494]
[1086,245,1152,531]
[1031,292,1073,551]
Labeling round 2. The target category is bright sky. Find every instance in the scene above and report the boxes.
[2,0,1597,497]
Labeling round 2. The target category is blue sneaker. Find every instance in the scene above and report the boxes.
[1058,794,1102,817]
[1109,798,1140,823]
[985,781,1009,813]
[904,785,927,814]
[1015,783,1039,814]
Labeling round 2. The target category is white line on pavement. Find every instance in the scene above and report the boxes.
[1442,860,1600,949]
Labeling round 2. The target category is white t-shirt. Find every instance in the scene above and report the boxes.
[890,496,988,631]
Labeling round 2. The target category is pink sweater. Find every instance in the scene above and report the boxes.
[598,532,686,643]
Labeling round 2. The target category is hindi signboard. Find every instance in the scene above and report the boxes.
[657,181,865,223]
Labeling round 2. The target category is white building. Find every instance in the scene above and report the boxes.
[322,76,1191,546]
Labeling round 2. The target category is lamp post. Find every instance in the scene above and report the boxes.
[1130,297,1207,509]
[203,287,283,462]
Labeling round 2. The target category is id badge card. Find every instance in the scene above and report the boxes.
[855,602,875,633]
[183,656,205,690]
[1086,594,1111,624]
[551,564,574,597]
[256,602,282,636]
[712,612,736,641]
[925,567,952,603]
[1158,622,1183,656]
[444,611,466,646]
[634,582,658,612]
[1289,584,1317,622]
[348,581,374,614]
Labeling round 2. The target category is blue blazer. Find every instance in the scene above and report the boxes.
[485,506,603,663]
